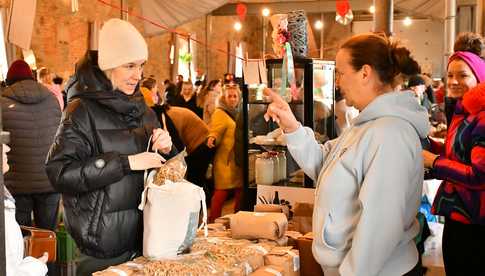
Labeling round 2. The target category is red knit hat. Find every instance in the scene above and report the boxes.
[6,60,33,86]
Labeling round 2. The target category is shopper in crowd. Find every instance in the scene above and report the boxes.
[1,60,62,231]
[174,74,184,95]
[207,84,243,222]
[152,102,213,199]
[423,33,485,275]
[264,33,429,276]
[4,144,49,276]
[37,67,64,111]
[173,81,203,117]
[45,19,174,275]
[407,75,433,112]
[198,79,222,125]
[140,77,158,107]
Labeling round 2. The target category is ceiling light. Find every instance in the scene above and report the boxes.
[314,20,323,30]
[262,8,270,17]
[403,16,412,26]
[369,5,375,14]
[234,22,242,31]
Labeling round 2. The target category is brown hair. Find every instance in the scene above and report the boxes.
[340,33,420,85]
[197,79,221,107]
[141,77,157,90]
[37,67,52,83]
[454,32,485,57]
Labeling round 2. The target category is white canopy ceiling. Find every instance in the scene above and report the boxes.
[140,0,228,36]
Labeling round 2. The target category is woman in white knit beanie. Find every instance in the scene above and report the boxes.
[46,18,175,275]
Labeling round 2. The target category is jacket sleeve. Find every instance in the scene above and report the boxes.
[285,125,334,181]
[45,104,128,195]
[434,143,485,189]
[208,109,227,145]
[8,256,48,276]
[339,125,420,276]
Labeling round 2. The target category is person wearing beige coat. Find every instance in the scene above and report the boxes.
[207,85,242,222]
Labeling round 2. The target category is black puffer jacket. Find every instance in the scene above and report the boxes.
[1,79,61,194]
[46,51,167,258]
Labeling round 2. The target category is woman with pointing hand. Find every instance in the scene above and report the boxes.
[265,33,429,276]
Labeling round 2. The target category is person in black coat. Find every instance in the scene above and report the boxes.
[1,59,62,233]
[45,19,174,275]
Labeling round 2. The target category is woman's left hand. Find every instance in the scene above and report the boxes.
[152,128,172,154]
[423,150,439,168]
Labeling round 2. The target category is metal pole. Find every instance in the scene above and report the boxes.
[373,0,393,36]
[121,0,128,20]
[320,12,324,59]
[262,16,266,58]
[444,0,456,77]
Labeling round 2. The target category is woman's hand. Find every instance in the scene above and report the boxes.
[423,150,439,168]
[152,128,172,154]
[38,252,48,264]
[128,152,165,170]
[207,136,216,148]
[263,88,300,133]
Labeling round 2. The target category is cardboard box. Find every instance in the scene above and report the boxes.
[264,247,300,276]
[251,265,285,276]
[296,235,324,276]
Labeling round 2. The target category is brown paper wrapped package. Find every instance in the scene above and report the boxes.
[93,258,148,276]
[258,236,288,246]
[292,203,313,234]
[264,247,300,276]
[231,211,288,240]
[254,204,290,219]
[285,231,303,248]
[250,265,285,276]
[296,234,324,276]
[214,214,234,229]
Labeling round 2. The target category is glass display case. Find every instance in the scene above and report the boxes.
[241,58,335,210]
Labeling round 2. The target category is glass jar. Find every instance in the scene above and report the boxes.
[277,151,287,182]
[255,153,274,185]
[248,149,261,184]
[270,151,280,183]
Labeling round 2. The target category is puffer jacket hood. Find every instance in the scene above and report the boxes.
[354,91,430,139]
[2,79,52,104]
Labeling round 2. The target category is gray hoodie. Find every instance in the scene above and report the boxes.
[286,91,430,276]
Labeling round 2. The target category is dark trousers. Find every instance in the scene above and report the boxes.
[14,192,61,230]
[185,144,214,201]
[442,218,485,276]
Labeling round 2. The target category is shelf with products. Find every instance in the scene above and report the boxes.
[240,58,337,211]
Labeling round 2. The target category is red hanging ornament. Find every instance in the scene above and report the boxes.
[236,3,247,21]
[336,0,350,17]
[336,0,353,25]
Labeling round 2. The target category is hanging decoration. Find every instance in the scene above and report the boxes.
[335,0,353,25]
[236,3,247,21]
[179,52,192,64]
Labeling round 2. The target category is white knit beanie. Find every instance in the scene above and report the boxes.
[98,18,148,71]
